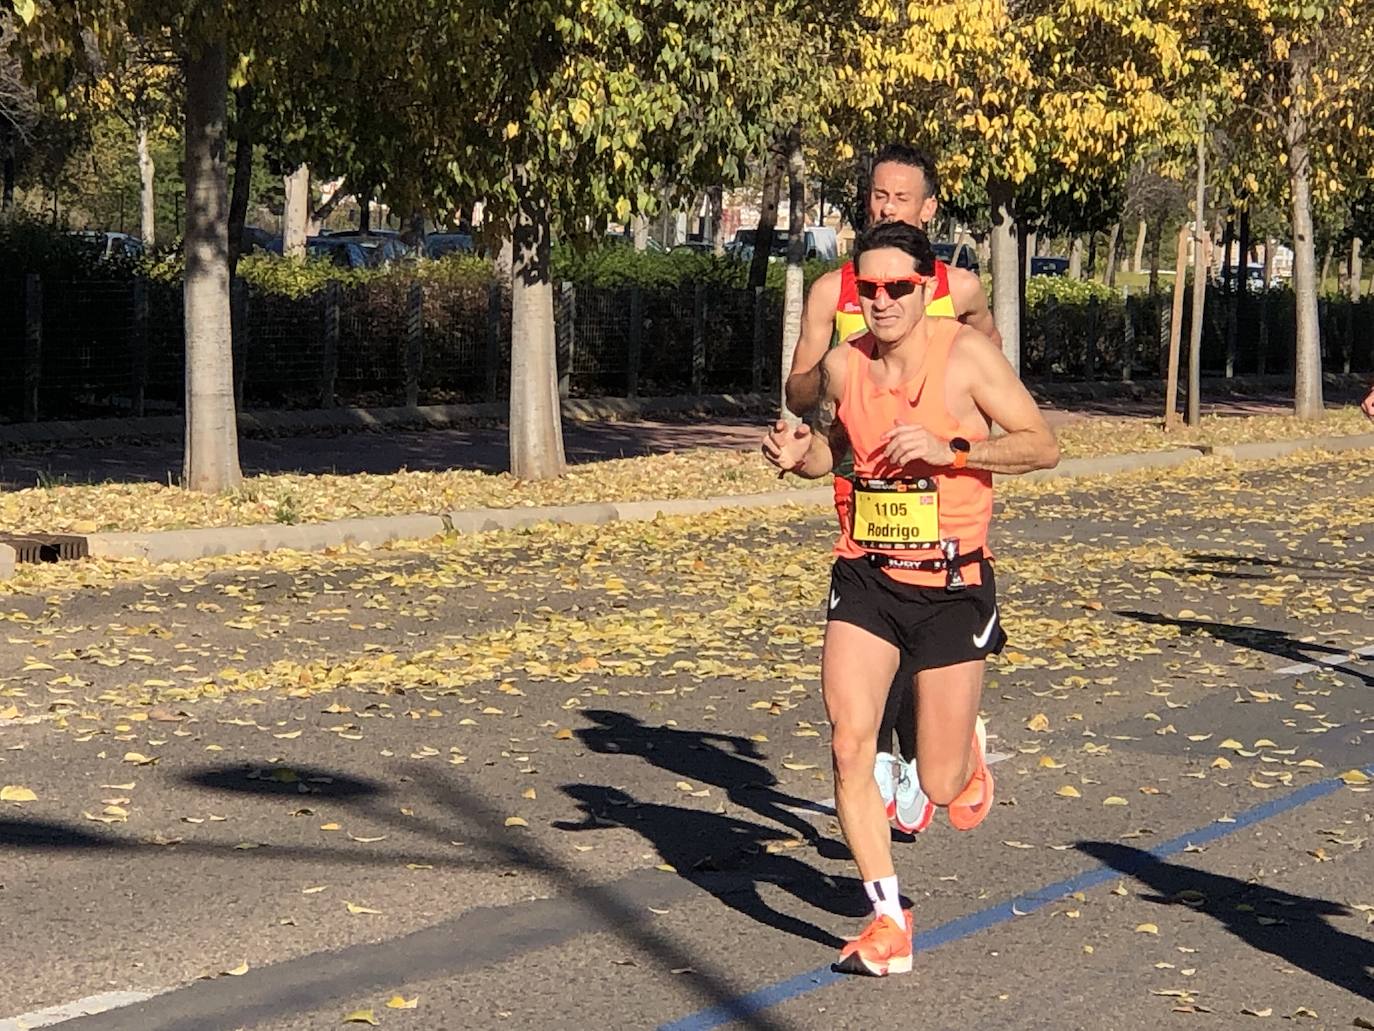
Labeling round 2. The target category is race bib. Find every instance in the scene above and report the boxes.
[850,477,940,550]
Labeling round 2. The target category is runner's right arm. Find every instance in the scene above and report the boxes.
[783,268,844,416]
[765,347,848,477]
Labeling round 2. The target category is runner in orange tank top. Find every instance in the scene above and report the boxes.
[762,222,1058,977]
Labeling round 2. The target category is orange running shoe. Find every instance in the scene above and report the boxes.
[834,910,914,977]
[948,716,994,831]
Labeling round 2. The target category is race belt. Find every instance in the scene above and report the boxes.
[848,476,978,591]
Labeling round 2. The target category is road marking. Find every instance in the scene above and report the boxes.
[1275,642,1374,676]
[0,991,162,1030]
[658,759,1374,1031]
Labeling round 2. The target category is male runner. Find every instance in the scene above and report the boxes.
[785,143,1000,828]
[1362,383,1374,420]
[762,221,1058,976]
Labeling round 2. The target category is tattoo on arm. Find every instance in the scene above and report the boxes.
[808,359,849,465]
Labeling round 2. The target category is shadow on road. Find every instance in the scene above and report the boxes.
[1079,841,1374,1002]
[573,709,840,848]
[557,783,863,950]
[0,760,798,1031]
[1183,552,1374,582]
[1118,610,1374,686]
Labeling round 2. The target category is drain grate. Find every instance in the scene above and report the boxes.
[0,533,90,563]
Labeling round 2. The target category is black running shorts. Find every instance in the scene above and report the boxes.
[826,555,1006,671]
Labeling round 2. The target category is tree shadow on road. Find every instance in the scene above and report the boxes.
[1118,610,1374,686]
[1183,552,1374,582]
[1079,842,1374,1002]
[556,783,865,950]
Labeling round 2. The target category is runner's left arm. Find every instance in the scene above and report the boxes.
[964,335,1059,475]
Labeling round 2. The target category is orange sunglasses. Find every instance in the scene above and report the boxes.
[855,274,929,300]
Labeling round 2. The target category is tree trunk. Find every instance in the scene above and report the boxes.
[709,185,724,256]
[136,116,156,248]
[631,214,649,252]
[1133,219,1148,273]
[1187,114,1207,429]
[1258,238,1273,374]
[1164,226,1189,429]
[1318,242,1332,293]
[989,179,1020,371]
[1104,221,1120,287]
[508,164,566,480]
[282,164,310,259]
[1148,219,1163,295]
[181,32,242,493]
[1350,238,1363,303]
[1287,45,1324,419]
[226,85,254,279]
[1220,214,1235,378]
[1068,235,1084,279]
[359,191,372,234]
[749,145,784,290]
[781,128,806,422]
[1232,208,1250,376]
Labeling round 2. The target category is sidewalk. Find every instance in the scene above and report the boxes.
[1,379,1366,490]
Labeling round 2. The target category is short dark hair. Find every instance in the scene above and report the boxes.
[873,143,940,200]
[853,221,937,277]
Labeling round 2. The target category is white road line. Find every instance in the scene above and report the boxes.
[0,990,164,1030]
[1275,642,1374,677]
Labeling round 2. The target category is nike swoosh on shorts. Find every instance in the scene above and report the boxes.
[830,589,840,610]
[972,607,998,648]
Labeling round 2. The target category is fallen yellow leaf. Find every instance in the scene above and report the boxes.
[386,995,418,1010]
[343,1010,379,1026]
[1055,785,1081,798]
[345,902,383,915]
[504,816,529,827]
[1135,922,1159,934]
[0,785,38,803]
[1027,713,1050,732]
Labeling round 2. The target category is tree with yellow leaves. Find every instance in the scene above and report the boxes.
[1201,0,1374,417]
[842,0,1197,371]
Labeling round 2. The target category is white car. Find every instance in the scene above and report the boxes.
[69,231,146,259]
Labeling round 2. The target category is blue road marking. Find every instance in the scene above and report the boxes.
[659,762,1374,1031]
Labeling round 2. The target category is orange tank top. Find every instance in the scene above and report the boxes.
[833,319,993,588]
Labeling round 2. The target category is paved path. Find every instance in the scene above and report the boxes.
[0,450,1370,1029]
[0,390,1337,490]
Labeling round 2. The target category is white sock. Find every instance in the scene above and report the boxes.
[863,875,904,924]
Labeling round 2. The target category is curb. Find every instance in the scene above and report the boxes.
[1204,431,1374,462]
[48,432,1374,568]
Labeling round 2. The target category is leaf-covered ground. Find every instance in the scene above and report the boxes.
[0,448,1370,1028]
[0,408,1367,535]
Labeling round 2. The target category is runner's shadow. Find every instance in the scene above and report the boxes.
[575,710,845,854]
[557,783,866,949]
[1079,842,1374,1001]
[1118,610,1374,686]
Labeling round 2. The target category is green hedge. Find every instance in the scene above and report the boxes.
[551,244,844,291]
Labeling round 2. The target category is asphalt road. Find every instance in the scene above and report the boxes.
[0,450,1370,1030]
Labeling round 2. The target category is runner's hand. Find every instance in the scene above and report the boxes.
[762,420,812,474]
[880,423,952,467]
[1362,385,1374,421]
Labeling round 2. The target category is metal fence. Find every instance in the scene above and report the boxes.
[1,273,1370,423]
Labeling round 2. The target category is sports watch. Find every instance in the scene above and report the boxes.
[948,437,971,469]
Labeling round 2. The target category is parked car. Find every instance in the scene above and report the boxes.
[603,230,667,252]
[68,230,145,260]
[319,232,415,266]
[424,232,475,259]
[932,240,979,274]
[1030,256,1070,277]
[728,225,839,262]
[671,239,717,255]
